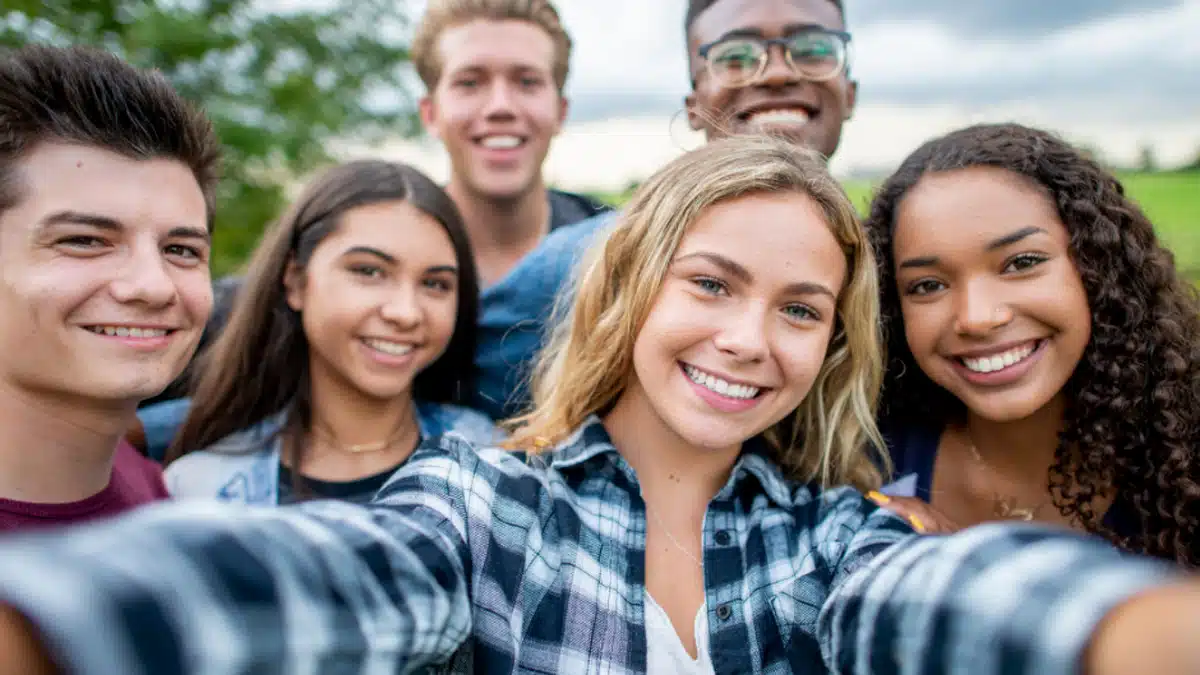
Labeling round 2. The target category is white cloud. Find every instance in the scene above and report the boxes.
[346,0,1200,190]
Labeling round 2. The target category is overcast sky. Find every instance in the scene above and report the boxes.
[370,0,1200,190]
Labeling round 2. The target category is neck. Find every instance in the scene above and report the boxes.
[602,382,740,507]
[0,379,132,503]
[964,394,1065,477]
[305,361,419,455]
[446,177,551,287]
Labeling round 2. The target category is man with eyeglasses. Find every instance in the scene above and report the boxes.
[487,0,857,418]
[685,0,854,159]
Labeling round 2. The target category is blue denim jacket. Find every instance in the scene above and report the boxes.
[472,209,617,418]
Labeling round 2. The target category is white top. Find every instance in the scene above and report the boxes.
[644,591,715,675]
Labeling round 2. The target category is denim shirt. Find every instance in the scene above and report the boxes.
[0,416,1173,675]
[471,208,616,419]
[160,402,502,505]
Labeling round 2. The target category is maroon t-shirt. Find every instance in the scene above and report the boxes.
[0,439,169,532]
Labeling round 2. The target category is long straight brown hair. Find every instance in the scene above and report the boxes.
[164,160,479,465]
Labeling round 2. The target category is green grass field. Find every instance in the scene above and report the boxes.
[594,170,1200,279]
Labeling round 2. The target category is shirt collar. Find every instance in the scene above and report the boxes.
[543,415,794,509]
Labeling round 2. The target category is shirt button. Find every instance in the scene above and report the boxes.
[715,530,732,546]
[716,603,733,621]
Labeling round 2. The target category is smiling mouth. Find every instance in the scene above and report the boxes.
[477,134,526,150]
[681,363,767,400]
[362,338,420,357]
[956,339,1044,374]
[738,107,813,126]
[84,325,173,338]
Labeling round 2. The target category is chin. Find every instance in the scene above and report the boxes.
[960,395,1047,423]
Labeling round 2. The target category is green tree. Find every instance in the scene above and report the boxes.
[1137,142,1160,173]
[0,0,418,274]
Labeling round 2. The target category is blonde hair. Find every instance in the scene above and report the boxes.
[507,135,887,491]
[411,0,572,93]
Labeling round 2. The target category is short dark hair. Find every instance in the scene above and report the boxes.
[684,0,846,37]
[0,44,221,227]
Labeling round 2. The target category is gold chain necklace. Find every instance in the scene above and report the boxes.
[311,413,417,455]
[965,439,1048,522]
[645,502,703,569]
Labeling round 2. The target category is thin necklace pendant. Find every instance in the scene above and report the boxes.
[313,416,416,455]
[646,503,703,569]
[967,436,1047,522]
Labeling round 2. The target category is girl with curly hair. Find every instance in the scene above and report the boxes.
[864,122,1199,567]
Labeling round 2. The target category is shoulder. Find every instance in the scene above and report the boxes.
[547,188,612,229]
[163,418,283,502]
[416,402,504,446]
[375,433,543,511]
[878,423,943,499]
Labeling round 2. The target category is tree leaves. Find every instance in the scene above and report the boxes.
[1,0,418,274]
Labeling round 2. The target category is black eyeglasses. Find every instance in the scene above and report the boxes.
[697,28,852,87]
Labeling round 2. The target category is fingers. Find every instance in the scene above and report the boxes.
[866,491,927,533]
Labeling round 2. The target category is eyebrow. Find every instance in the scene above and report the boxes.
[343,246,396,264]
[343,247,459,275]
[713,23,829,42]
[898,226,1049,270]
[673,251,836,299]
[986,226,1046,251]
[39,210,210,242]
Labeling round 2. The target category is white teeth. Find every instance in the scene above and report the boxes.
[684,365,760,400]
[961,343,1037,373]
[364,338,414,356]
[480,135,522,149]
[88,326,168,338]
[746,109,810,126]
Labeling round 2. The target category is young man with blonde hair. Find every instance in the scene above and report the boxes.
[412,0,608,418]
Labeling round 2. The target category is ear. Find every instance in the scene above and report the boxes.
[418,95,439,139]
[282,260,305,312]
[554,95,569,135]
[844,79,858,121]
[685,92,704,131]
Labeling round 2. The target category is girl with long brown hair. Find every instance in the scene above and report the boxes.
[162,159,498,505]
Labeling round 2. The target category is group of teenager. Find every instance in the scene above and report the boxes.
[0,0,1197,673]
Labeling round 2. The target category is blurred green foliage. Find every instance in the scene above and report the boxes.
[1,0,418,275]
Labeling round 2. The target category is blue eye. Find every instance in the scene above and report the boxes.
[692,277,727,295]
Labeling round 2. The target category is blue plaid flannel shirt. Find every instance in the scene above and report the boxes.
[0,416,1174,674]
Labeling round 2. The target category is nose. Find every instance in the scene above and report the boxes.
[107,244,178,308]
[380,282,422,328]
[953,279,1012,336]
[711,302,770,363]
[756,43,801,88]
[481,80,517,119]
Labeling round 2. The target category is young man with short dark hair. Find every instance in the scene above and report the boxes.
[0,44,219,530]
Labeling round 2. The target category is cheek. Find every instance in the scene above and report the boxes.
[900,302,943,360]
[174,269,214,320]
[426,295,458,344]
[777,330,832,385]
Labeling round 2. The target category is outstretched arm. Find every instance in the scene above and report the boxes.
[821,521,1184,675]
[0,438,487,675]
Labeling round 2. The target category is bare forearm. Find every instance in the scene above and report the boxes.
[1086,581,1200,675]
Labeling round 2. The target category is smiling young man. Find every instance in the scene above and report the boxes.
[0,45,219,531]
[483,0,858,418]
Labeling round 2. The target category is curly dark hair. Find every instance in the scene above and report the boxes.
[865,123,1200,567]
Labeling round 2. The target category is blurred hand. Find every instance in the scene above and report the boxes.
[0,605,57,675]
[865,492,962,535]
